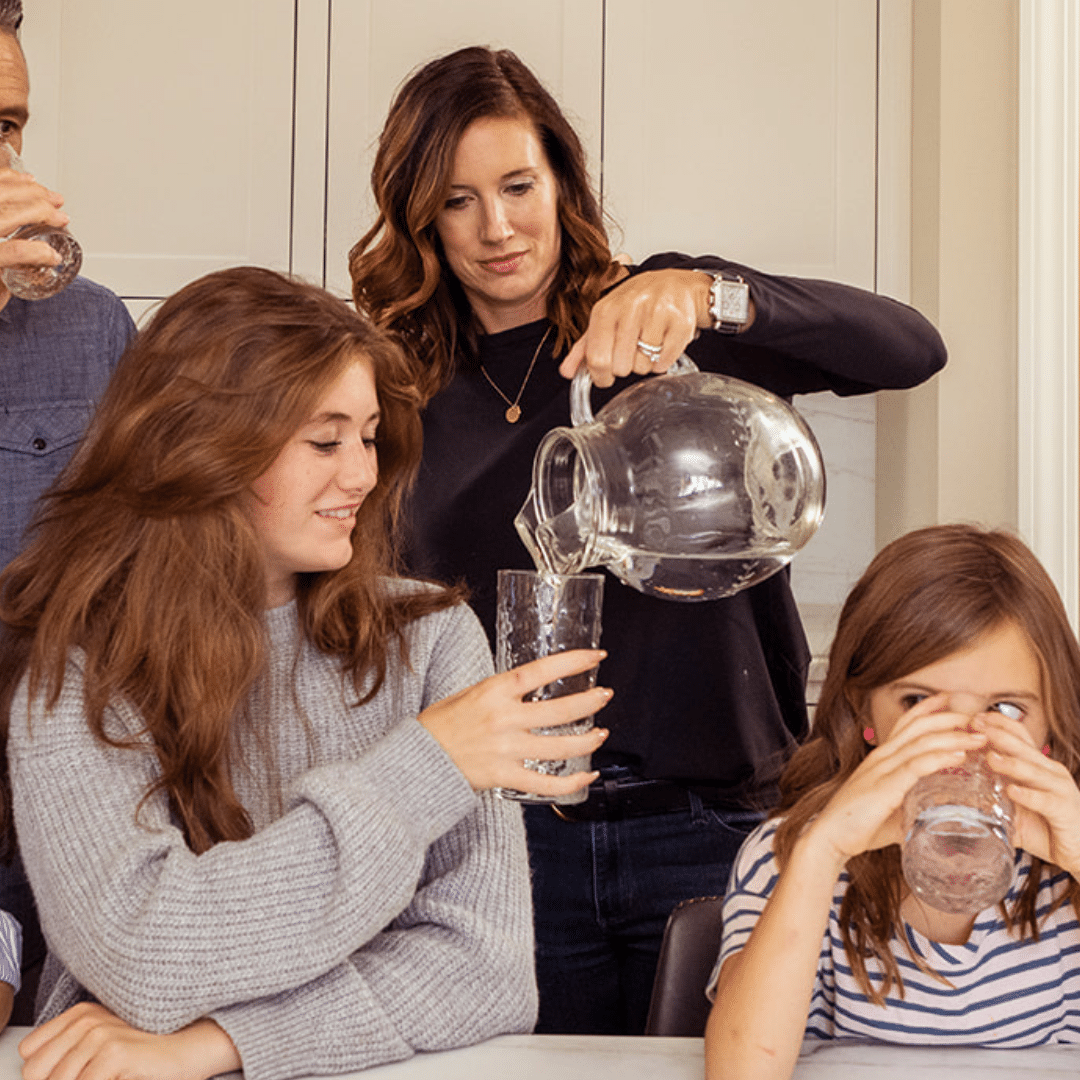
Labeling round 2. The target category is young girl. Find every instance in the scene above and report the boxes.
[0,267,610,1080]
[705,524,1080,1080]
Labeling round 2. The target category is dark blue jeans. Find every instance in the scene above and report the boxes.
[523,783,762,1035]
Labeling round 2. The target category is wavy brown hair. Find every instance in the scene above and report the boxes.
[773,524,1080,1004]
[0,266,461,855]
[349,45,614,398]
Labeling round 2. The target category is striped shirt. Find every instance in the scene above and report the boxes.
[0,910,20,992]
[710,818,1080,1046]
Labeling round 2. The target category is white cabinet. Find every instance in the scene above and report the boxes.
[603,0,878,287]
[20,1,297,300]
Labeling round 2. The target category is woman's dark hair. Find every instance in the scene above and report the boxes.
[350,45,614,398]
[773,524,1080,1003]
[0,266,460,855]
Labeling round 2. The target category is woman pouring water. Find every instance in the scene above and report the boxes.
[349,44,948,1036]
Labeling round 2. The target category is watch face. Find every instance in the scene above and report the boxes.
[719,280,750,322]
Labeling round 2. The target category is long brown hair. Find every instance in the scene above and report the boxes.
[349,45,614,398]
[0,267,460,855]
[774,524,1080,1003]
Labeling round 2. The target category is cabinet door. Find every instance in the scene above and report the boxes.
[603,0,877,287]
[19,0,297,300]
[321,0,603,298]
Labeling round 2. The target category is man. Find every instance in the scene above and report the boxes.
[0,0,134,1023]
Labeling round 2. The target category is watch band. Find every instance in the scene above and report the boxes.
[705,271,750,334]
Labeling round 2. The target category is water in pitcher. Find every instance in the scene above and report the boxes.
[525,506,789,601]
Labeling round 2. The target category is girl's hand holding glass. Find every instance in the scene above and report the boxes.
[419,648,611,797]
[982,711,1080,879]
[808,694,988,869]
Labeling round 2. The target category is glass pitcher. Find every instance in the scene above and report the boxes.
[515,356,826,601]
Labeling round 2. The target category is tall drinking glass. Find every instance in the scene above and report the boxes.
[901,747,1016,913]
[0,140,82,300]
[494,569,604,806]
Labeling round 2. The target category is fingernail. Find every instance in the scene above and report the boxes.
[595,728,610,741]
[597,687,614,700]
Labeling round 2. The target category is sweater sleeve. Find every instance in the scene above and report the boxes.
[636,252,947,397]
[11,604,536,1080]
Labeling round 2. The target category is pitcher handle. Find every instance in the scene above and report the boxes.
[569,353,700,427]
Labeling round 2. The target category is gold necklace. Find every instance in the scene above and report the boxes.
[480,326,552,424]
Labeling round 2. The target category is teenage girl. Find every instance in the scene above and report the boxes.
[705,524,1080,1080]
[0,267,609,1080]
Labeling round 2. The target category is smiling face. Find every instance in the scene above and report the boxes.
[433,114,562,333]
[866,620,1049,748]
[242,357,380,607]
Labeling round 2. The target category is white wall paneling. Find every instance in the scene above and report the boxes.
[1017,0,1080,630]
[20,0,298,299]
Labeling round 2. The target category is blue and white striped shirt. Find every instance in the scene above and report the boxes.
[711,818,1080,1046]
[0,910,20,992]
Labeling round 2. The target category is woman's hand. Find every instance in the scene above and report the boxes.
[19,1003,241,1080]
[981,713,1080,879]
[559,268,717,386]
[806,695,988,872]
[419,648,611,796]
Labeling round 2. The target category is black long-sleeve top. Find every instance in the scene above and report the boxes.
[405,253,947,807]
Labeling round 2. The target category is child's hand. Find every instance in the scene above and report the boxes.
[808,694,987,869]
[981,713,1080,879]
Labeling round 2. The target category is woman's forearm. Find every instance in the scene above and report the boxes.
[705,828,845,1080]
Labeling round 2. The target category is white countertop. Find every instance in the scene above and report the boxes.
[1,1028,1077,1079]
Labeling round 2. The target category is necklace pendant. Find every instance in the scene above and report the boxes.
[505,404,522,424]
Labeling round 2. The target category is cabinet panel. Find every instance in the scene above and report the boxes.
[603,0,877,287]
[322,0,604,297]
[19,0,297,299]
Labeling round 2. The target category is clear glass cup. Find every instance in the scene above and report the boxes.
[901,748,1016,913]
[0,140,82,300]
[493,569,604,806]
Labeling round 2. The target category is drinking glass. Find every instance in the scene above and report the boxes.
[494,569,604,806]
[901,748,1016,913]
[0,140,82,300]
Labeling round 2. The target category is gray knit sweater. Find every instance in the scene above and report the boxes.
[9,594,537,1080]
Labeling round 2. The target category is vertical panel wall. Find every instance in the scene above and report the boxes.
[19,0,298,302]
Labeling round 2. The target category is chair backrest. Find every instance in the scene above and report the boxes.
[644,895,724,1037]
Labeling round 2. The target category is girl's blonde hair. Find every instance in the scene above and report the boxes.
[774,524,1080,1003]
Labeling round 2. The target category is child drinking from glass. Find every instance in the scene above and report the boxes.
[705,524,1080,1080]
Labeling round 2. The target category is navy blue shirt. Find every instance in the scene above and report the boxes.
[0,275,134,978]
[0,276,134,570]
